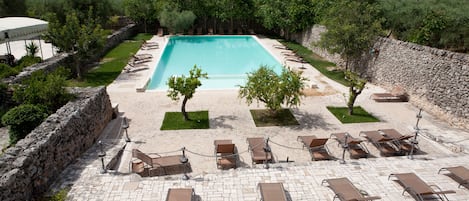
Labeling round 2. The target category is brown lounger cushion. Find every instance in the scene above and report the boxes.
[258,183,287,201]
[166,188,194,201]
[324,178,381,201]
[390,173,456,197]
[440,166,469,188]
[247,138,272,164]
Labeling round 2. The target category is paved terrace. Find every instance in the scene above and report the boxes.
[50,36,469,201]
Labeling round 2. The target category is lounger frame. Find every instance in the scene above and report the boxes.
[388,173,455,201]
[438,166,469,188]
[321,177,381,201]
[330,133,370,159]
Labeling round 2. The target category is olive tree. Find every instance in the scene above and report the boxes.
[345,70,367,115]
[239,65,307,114]
[318,0,383,70]
[159,7,197,34]
[45,10,107,79]
[167,65,208,121]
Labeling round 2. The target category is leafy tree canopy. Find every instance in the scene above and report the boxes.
[239,65,307,113]
[45,10,107,79]
[318,0,384,70]
[379,0,469,51]
[159,4,197,34]
[13,67,73,114]
[254,0,315,37]
[0,0,27,16]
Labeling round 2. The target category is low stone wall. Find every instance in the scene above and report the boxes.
[0,87,113,201]
[3,53,70,84]
[90,24,139,66]
[291,25,469,129]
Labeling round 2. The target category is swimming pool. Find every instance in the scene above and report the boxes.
[146,36,283,90]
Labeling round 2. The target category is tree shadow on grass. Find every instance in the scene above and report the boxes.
[289,109,336,131]
[210,115,238,129]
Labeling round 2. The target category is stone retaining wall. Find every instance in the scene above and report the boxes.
[291,25,469,129]
[0,87,113,201]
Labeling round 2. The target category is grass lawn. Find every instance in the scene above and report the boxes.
[327,106,380,123]
[67,33,153,87]
[250,109,299,127]
[160,111,210,130]
[281,41,349,86]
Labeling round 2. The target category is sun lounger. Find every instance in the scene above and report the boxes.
[273,44,289,50]
[142,40,159,47]
[247,137,272,164]
[371,93,408,102]
[258,183,287,201]
[131,149,186,176]
[196,27,203,35]
[285,56,307,63]
[207,28,214,35]
[248,29,255,35]
[360,130,398,156]
[438,166,469,188]
[124,62,149,73]
[133,53,153,60]
[282,51,298,57]
[214,140,237,169]
[388,173,456,201]
[322,177,381,201]
[379,129,416,154]
[237,28,243,35]
[166,188,195,201]
[330,132,369,159]
[297,135,332,161]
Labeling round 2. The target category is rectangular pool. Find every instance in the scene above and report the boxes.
[146,36,283,90]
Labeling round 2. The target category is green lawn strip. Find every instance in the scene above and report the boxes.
[160,111,209,130]
[250,109,299,127]
[281,41,349,86]
[67,33,153,87]
[326,106,380,123]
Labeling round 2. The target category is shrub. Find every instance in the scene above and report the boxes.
[17,55,42,68]
[13,67,73,114]
[1,104,48,144]
[0,63,18,79]
[0,83,9,126]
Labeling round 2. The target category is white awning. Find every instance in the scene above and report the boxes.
[0,17,48,43]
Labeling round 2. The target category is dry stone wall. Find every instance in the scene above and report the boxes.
[291,25,469,129]
[0,87,113,201]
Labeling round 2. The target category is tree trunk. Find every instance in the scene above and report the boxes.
[73,54,82,80]
[347,86,357,115]
[345,58,349,71]
[181,96,190,121]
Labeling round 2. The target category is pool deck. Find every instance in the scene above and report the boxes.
[52,35,469,201]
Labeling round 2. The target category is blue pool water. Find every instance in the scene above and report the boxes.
[147,36,283,90]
